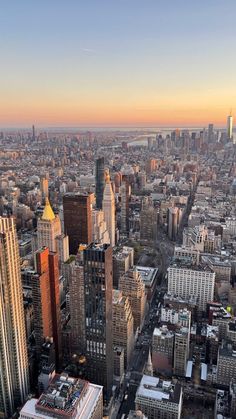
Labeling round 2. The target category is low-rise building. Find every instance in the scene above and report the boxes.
[20,373,103,419]
[135,375,183,419]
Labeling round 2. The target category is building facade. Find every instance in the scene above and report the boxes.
[63,192,93,254]
[83,243,113,401]
[0,217,29,417]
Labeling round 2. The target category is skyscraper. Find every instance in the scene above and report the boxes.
[83,243,113,401]
[227,113,233,140]
[37,198,62,252]
[120,181,130,235]
[102,171,115,247]
[0,217,29,417]
[95,157,105,209]
[33,247,61,368]
[63,192,93,254]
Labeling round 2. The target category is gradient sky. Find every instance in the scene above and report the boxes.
[1,0,236,127]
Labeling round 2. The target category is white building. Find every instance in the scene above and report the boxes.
[135,375,183,419]
[168,262,215,311]
[102,172,115,247]
[37,198,62,252]
[19,374,103,419]
[92,209,110,245]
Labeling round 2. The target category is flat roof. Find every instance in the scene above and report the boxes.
[136,375,181,405]
[20,383,102,419]
[186,361,193,378]
[136,266,158,286]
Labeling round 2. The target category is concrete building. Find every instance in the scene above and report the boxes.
[68,252,86,358]
[140,198,157,242]
[102,171,116,247]
[120,181,130,235]
[152,326,174,376]
[161,307,191,328]
[217,341,236,386]
[83,243,113,401]
[63,192,93,255]
[113,246,134,289]
[120,268,147,334]
[135,375,183,419]
[19,373,103,419]
[168,207,182,241]
[92,209,110,245]
[168,260,215,312]
[173,327,190,377]
[112,290,135,368]
[136,266,158,302]
[0,217,29,417]
[37,198,62,252]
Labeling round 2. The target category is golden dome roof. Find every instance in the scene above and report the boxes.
[41,198,55,221]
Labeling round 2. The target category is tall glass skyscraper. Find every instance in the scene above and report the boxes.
[0,217,29,417]
[95,157,105,210]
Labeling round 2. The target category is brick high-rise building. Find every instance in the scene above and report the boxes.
[33,248,61,368]
[0,217,29,417]
[63,193,93,254]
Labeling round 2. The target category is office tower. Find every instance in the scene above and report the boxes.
[32,124,36,141]
[0,217,29,417]
[68,253,86,357]
[120,181,130,234]
[168,261,215,312]
[33,248,61,367]
[168,206,182,241]
[40,177,49,199]
[92,209,110,244]
[113,290,135,369]
[83,243,113,400]
[140,197,157,242]
[63,192,93,255]
[227,113,233,140]
[217,341,236,386]
[20,374,103,419]
[113,347,125,380]
[37,198,61,252]
[55,234,69,264]
[102,171,115,247]
[95,157,105,209]
[208,123,214,143]
[135,375,183,419]
[152,326,174,376]
[119,269,147,333]
[173,327,190,376]
[145,158,157,174]
[113,246,134,289]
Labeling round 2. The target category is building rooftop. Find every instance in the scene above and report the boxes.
[32,373,101,418]
[136,266,158,287]
[153,325,174,339]
[136,375,181,405]
[41,198,56,221]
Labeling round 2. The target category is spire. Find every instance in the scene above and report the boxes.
[42,198,55,221]
[105,169,110,183]
[144,349,153,376]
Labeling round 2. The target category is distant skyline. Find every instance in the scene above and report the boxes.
[1,1,236,127]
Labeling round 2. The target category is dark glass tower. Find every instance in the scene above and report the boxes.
[95,157,105,209]
[84,243,113,401]
[63,193,92,255]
